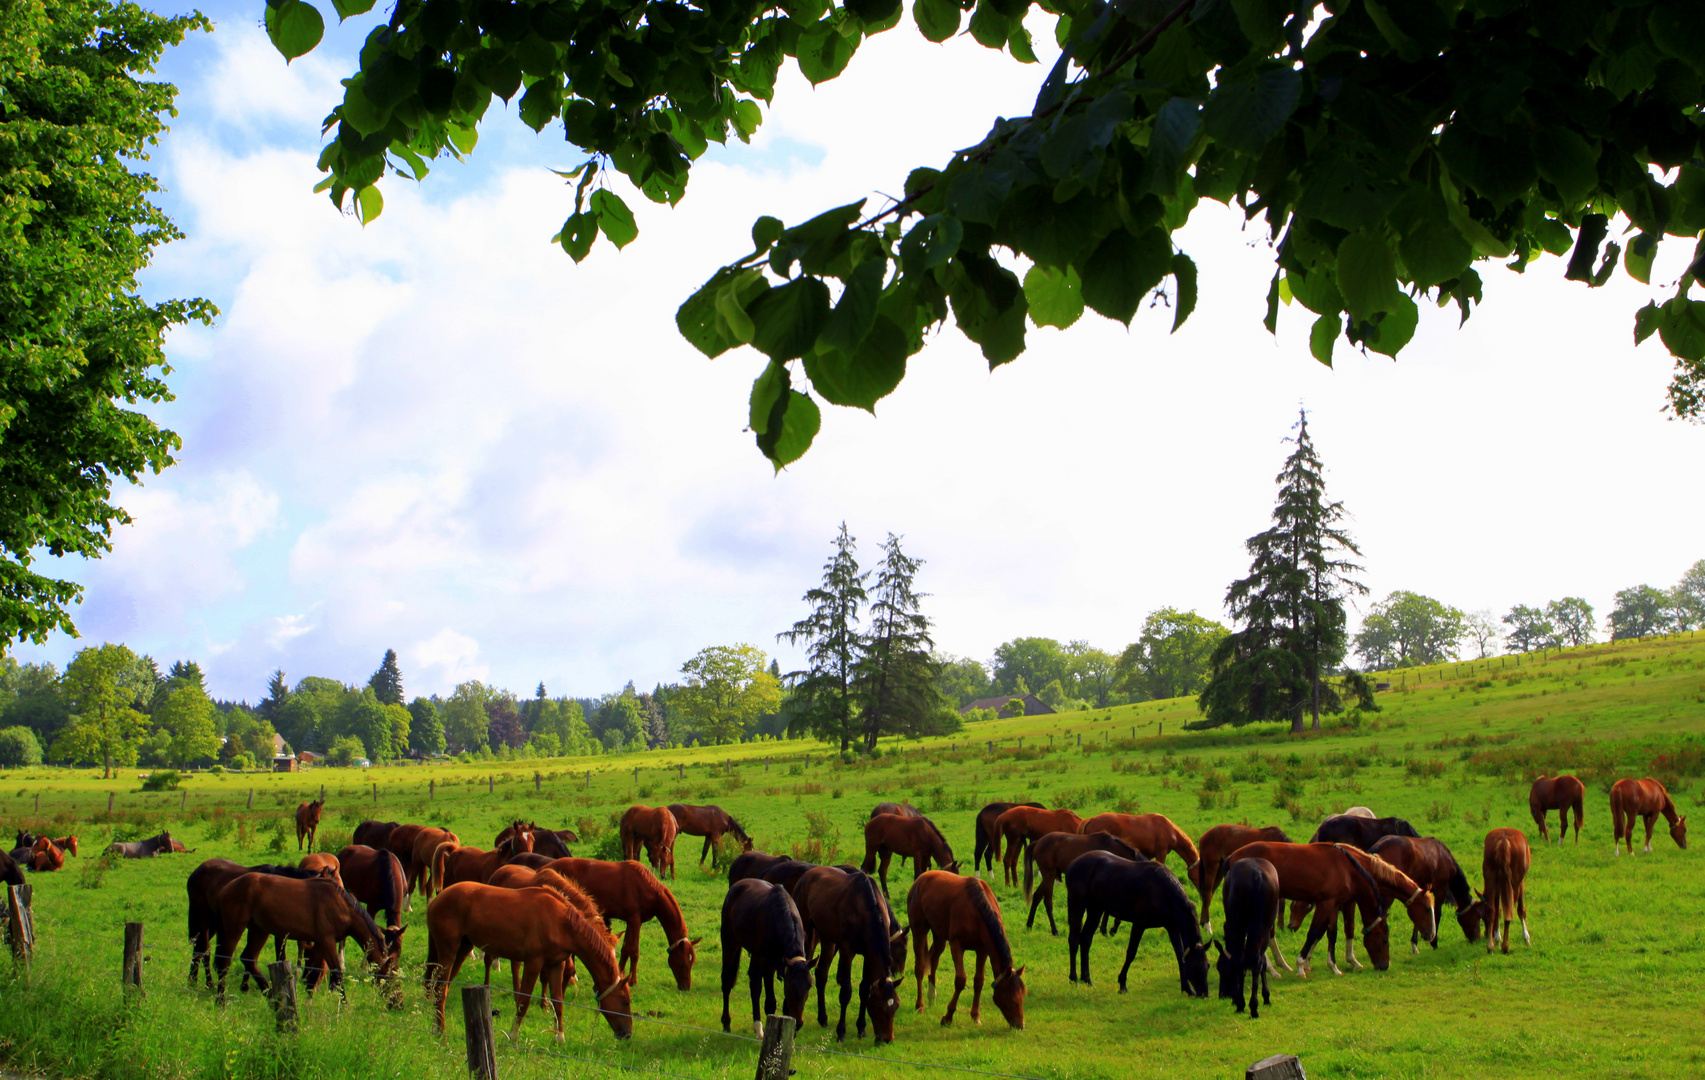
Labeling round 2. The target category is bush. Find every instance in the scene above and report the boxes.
[140,770,181,791]
[0,726,43,767]
[326,735,365,767]
[227,752,255,772]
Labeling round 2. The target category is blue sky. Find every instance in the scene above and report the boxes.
[13,3,1702,702]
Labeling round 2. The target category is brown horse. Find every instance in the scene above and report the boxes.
[497,820,579,859]
[425,871,632,1040]
[792,866,908,1044]
[994,806,1083,890]
[435,827,534,890]
[523,856,700,989]
[186,859,334,988]
[1610,777,1688,855]
[619,805,679,879]
[1025,831,1140,935]
[872,802,923,819]
[212,872,403,999]
[382,823,424,905]
[1190,825,1290,933]
[1367,835,1474,952]
[1226,841,1433,978]
[727,851,792,884]
[295,798,324,851]
[353,820,399,849]
[410,826,461,899]
[1464,828,1532,953]
[1081,812,1201,871]
[862,814,957,896]
[906,870,1025,1028]
[299,852,342,886]
[973,801,1044,874]
[667,804,753,870]
[51,835,78,857]
[28,837,64,872]
[1529,775,1585,844]
[336,845,408,927]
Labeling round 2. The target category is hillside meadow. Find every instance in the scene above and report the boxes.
[1,632,1702,1080]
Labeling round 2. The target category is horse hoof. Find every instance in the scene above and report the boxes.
[939,1017,953,1027]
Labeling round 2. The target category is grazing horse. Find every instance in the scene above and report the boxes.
[619,805,679,879]
[336,845,408,928]
[212,872,403,999]
[792,866,908,1043]
[497,821,578,859]
[382,823,424,904]
[721,878,814,1037]
[973,801,1044,874]
[1080,813,1201,871]
[28,837,64,872]
[1190,824,1290,933]
[1294,815,1422,927]
[1215,858,1280,1019]
[299,852,342,886]
[862,814,957,896]
[1065,850,1209,997]
[872,802,923,819]
[426,871,632,1040]
[760,859,819,894]
[1529,775,1585,844]
[435,827,534,890]
[295,798,325,851]
[1025,831,1141,935]
[906,870,1026,1028]
[1610,777,1688,855]
[1368,835,1474,952]
[521,856,700,989]
[667,804,753,870]
[109,831,175,859]
[1464,828,1532,953]
[409,827,461,900]
[186,859,332,988]
[994,806,1083,891]
[727,850,792,884]
[1226,842,1433,978]
[352,820,399,849]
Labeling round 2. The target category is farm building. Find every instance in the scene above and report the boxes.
[272,754,297,773]
[960,693,1055,717]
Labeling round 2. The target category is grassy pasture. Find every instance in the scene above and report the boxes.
[1,633,1703,1080]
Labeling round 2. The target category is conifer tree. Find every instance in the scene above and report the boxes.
[1199,410,1365,733]
[857,533,941,749]
[778,522,867,754]
[368,649,404,706]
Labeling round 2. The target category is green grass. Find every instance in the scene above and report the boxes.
[2,632,1703,1080]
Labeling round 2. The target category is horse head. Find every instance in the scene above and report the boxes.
[666,935,702,990]
[1403,885,1437,944]
[1361,907,1392,970]
[887,924,912,976]
[594,973,634,1040]
[1671,816,1688,850]
[1458,890,1488,942]
[865,973,901,1044]
[1181,941,1210,998]
[779,955,814,1028]
[991,964,1027,1029]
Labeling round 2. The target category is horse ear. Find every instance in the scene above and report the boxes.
[1014,965,1025,978]
[689,936,703,946]
[1212,940,1225,957]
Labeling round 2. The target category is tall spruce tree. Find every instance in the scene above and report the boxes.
[1199,411,1365,733]
[368,649,404,706]
[857,533,941,749]
[777,522,867,754]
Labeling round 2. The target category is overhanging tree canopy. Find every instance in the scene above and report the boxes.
[275,0,1705,468]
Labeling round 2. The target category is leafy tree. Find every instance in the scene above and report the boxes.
[382,702,411,758]
[334,688,394,760]
[0,660,69,746]
[1547,597,1596,647]
[1502,604,1555,653]
[932,653,991,708]
[486,696,528,750]
[1608,585,1671,640]
[989,638,1071,697]
[777,522,867,753]
[1199,411,1364,733]
[1000,698,1027,719]
[326,734,366,767]
[1063,641,1120,708]
[635,689,667,749]
[156,683,219,768]
[1353,591,1464,669]
[275,695,322,755]
[1670,560,1705,631]
[368,649,404,705]
[1462,609,1502,660]
[258,670,290,727]
[1037,678,1076,711]
[443,681,495,753]
[0,1,215,643]
[1115,608,1228,701]
[407,696,448,756]
[222,707,278,763]
[286,0,1705,472]
[53,643,150,776]
[675,644,783,745]
[0,725,42,767]
[857,533,940,746]
[121,655,161,711]
[167,660,206,694]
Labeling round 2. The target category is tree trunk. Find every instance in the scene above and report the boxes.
[1310,674,1321,731]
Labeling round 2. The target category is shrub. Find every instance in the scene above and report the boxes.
[140,770,181,791]
[77,852,116,890]
[1424,801,1453,824]
[0,726,43,767]
[326,735,365,767]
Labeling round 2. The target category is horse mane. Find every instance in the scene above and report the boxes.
[848,869,890,959]
[1384,816,1421,838]
[339,883,386,946]
[375,848,403,916]
[918,815,951,855]
[727,814,751,844]
[1341,845,1418,896]
[531,869,619,952]
[965,879,1012,973]
[764,882,809,957]
[254,863,328,880]
[1263,826,1292,843]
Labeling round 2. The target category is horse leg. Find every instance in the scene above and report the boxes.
[1341,908,1361,972]
[510,960,541,1039]
[878,851,892,898]
[1044,880,1060,937]
[1266,909,1292,975]
[834,948,853,1041]
[1642,812,1655,854]
[1026,876,1044,930]
[1117,926,1145,993]
[746,963,766,1039]
[214,928,241,1001]
[1517,882,1531,945]
[969,949,987,1025]
[1079,906,1097,987]
[912,929,929,1013]
[814,948,832,1028]
[1532,804,1549,844]
[1296,908,1332,979]
[720,945,740,1032]
[240,929,271,995]
[940,943,967,1027]
[927,932,948,1004]
[622,921,642,986]
[544,960,566,1041]
[1199,867,1215,934]
[323,937,347,1001]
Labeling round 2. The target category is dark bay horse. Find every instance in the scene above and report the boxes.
[1368,835,1473,952]
[668,804,752,870]
[212,872,403,999]
[1464,828,1532,953]
[619,805,679,879]
[720,878,814,1037]
[994,806,1083,890]
[906,870,1026,1028]
[1529,775,1585,844]
[0,849,23,889]
[518,856,701,989]
[728,850,791,884]
[872,802,923,819]
[295,797,325,851]
[1610,777,1687,855]
[1215,858,1279,1019]
[353,820,399,849]
[1064,850,1208,996]
[187,859,335,988]
[497,820,578,859]
[862,813,957,896]
[337,845,408,927]
[109,831,175,859]
[792,866,908,1043]
[973,801,1043,874]
[1026,831,1140,935]
[1191,824,1290,933]
[761,859,819,894]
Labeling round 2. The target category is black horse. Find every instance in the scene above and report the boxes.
[972,802,1044,874]
[720,878,814,1036]
[1066,851,1208,997]
[351,820,399,849]
[109,831,176,859]
[1215,857,1279,1018]
[759,859,819,893]
[1310,814,1421,849]
[727,850,792,884]
[0,848,24,888]
[793,866,907,1043]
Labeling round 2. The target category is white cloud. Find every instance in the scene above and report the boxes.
[409,628,488,689]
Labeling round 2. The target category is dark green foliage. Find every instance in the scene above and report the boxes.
[0,724,41,766]
[166,661,206,694]
[407,696,446,756]
[368,649,404,705]
[856,533,941,747]
[778,522,867,753]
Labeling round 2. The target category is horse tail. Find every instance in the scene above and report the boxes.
[1491,835,1515,928]
[619,813,635,862]
[378,849,404,924]
[429,841,457,897]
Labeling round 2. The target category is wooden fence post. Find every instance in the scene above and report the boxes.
[755,1014,796,1080]
[462,984,498,1079]
[534,773,541,793]
[678,763,683,781]
[633,767,639,786]
[7,884,33,972]
[181,790,188,812]
[109,792,116,814]
[372,782,377,805]
[430,779,436,799]
[585,770,591,790]
[246,789,253,810]
[1077,734,1082,747]
[488,775,494,795]
[34,793,39,813]
[267,960,299,1032]
[320,784,325,801]
[122,921,144,993]
[1246,1054,1306,1080]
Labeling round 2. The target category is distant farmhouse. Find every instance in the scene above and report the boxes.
[960,694,1055,717]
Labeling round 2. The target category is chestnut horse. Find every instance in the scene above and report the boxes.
[862,813,957,896]
[212,872,403,999]
[435,826,534,890]
[1190,824,1290,933]
[720,877,814,1036]
[619,805,679,879]
[1064,850,1208,996]
[972,801,1043,874]
[1529,775,1585,844]
[668,804,752,870]
[381,823,424,905]
[1293,815,1421,927]
[426,871,632,1040]
[186,859,332,988]
[497,820,578,859]
[295,798,324,851]
[791,866,908,1044]
[1226,841,1434,978]
[1081,813,1201,870]
[1368,835,1473,952]
[1610,777,1688,855]
[1025,831,1140,935]
[906,870,1026,1028]
[1214,858,1279,1019]
[409,826,461,900]
[51,835,78,857]
[520,856,700,989]
[299,852,342,885]
[994,806,1083,890]
[28,837,64,872]
[336,845,408,927]
[1464,828,1532,953]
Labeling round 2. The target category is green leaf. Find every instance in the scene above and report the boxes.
[947,256,1028,367]
[1366,293,1418,358]
[752,216,785,253]
[1533,127,1599,206]
[363,52,419,110]
[968,0,1010,49]
[797,24,856,85]
[591,189,638,248]
[1170,253,1197,332]
[266,0,324,61]
[555,211,598,262]
[1285,267,1343,316]
[1335,231,1402,322]
[678,268,748,357]
[716,271,769,346]
[354,185,383,225]
[1080,228,1172,324]
[758,390,821,470]
[734,100,763,142]
[914,0,961,41]
[1309,314,1338,366]
[1399,205,1473,290]
[1624,232,1658,285]
[331,0,375,18]
[1008,23,1038,63]
[1657,298,1705,362]
[750,359,790,434]
[1143,97,1202,197]
[1633,301,1661,346]
[1023,264,1083,329]
[803,316,908,411]
[340,75,390,136]
[446,123,478,155]
[1201,66,1301,156]
[748,276,832,360]
[821,257,887,352]
[845,0,902,24]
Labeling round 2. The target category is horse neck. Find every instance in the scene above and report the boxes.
[1660,794,1680,824]
[652,882,687,938]
[1169,826,1199,864]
